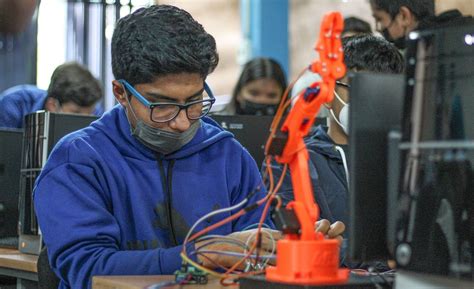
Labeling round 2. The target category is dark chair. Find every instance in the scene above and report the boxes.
[0,276,16,288]
[37,247,60,289]
[0,238,18,288]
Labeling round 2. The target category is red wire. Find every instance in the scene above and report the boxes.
[220,163,288,280]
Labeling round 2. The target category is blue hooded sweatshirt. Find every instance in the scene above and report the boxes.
[0,85,47,128]
[33,105,269,289]
[0,85,104,128]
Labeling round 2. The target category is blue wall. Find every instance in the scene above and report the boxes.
[240,0,289,77]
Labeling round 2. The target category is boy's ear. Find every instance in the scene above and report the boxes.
[399,6,416,27]
[44,97,60,113]
[112,80,128,107]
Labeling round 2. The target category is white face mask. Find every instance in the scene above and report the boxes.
[329,90,349,135]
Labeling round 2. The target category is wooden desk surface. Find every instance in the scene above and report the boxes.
[0,248,38,273]
[93,275,234,289]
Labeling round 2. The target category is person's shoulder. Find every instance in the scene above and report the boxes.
[49,124,103,162]
[1,84,45,98]
[0,85,46,107]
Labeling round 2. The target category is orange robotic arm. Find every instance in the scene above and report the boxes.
[265,12,348,285]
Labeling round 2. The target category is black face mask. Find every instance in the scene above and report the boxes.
[238,100,278,116]
[382,28,406,50]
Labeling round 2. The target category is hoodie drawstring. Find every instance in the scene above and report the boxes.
[157,158,178,246]
[334,145,349,186]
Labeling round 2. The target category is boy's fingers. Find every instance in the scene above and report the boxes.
[327,221,345,239]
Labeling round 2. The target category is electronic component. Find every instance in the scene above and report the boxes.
[271,207,300,234]
[174,262,208,285]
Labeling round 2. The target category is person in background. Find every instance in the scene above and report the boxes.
[369,0,435,49]
[289,17,372,121]
[0,62,103,128]
[342,16,372,38]
[220,57,287,116]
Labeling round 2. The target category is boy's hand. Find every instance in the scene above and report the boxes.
[315,219,345,243]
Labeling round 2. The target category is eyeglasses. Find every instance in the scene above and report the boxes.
[119,79,215,123]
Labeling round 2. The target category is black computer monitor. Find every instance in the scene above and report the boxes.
[209,115,273,167]
[0,129,23,238]
[210,115,326,167]
[348,72,405,262]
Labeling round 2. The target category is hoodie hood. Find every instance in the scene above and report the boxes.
[92,105,233,160]
[305,125,343,161]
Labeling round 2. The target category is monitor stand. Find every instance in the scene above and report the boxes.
[395,270,474,288]
[240,273,394,289]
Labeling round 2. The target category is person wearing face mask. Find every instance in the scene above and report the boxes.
[32,6,344,289]
[0,62,104,128]
[370,0,435,50]
[266,35,404,268]
[218,57,287,116]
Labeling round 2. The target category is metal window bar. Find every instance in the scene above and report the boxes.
[66,0,139,111]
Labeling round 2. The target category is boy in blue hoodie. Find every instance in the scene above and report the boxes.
[0,62,103,128]
[33,5,344,289]
[268,35,404,254]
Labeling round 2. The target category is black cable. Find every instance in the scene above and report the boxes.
[368,265,392,289]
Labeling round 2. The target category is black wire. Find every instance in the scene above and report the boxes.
[368,265,392,289]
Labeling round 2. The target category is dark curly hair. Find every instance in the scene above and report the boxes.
[342,35,405,74]
[47,62,103,107]
[343,17,372,36]
[111,5,219,86]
